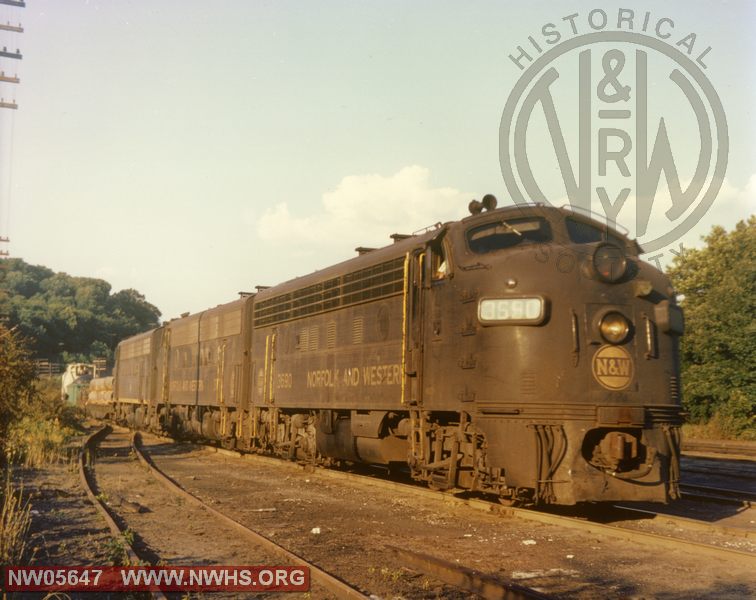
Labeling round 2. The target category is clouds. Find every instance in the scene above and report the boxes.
[698,174,756,234]
[256,164,755,269]
[257,166,471,251]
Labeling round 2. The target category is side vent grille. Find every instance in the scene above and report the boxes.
[352,317,364,345]
[326,321,336,349]
[253,256,404,327]
[308,326,320,351]
[669,376,680,402]
[520,370,537,395]
[298,328,309,352]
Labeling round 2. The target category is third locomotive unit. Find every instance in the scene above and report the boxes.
[91,198,684,505]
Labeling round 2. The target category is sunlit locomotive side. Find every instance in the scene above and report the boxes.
[110,199,683,505]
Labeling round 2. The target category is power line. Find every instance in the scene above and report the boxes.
[0,0,21,258]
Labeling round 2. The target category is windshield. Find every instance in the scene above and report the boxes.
[566,217,626,247]
[466,217,550,254]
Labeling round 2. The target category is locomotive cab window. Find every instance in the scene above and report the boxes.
[431,244,448,280]
[566,217,625,247]
[466,217,550,254]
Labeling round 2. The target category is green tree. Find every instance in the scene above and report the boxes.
[667,217,755,438]
[0,258,161,364]
[0,325,37,461]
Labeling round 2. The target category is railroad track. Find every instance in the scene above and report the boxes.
[130,431,368,599]
[78,425,168,600]
[600,503,755,540]
[82,426,370,599]
[682,439,756,458]
[682,464,756,483]
[131,431,551,600]
[386,545,550,600]
[680,483,755,507]
[98,426,755,597]
[193,441,756,566]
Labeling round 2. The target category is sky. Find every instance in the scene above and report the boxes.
[0,0,754,321]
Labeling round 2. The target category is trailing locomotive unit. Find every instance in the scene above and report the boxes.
[111,198,683,505]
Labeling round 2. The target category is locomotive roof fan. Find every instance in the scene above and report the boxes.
[468,194,498,215]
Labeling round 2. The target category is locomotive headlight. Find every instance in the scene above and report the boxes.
[478,297,546,325]
[599,311,631,344]
[593,243,627,283]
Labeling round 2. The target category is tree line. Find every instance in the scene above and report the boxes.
[667,216,755,439]
[0,258,161,366]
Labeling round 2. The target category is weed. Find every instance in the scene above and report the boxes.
[122,528,135,546]
[5,417,78,468]
[379,566,404,582]
[104,536,127,566]
[0,469,32,567]
[66,453,79,473]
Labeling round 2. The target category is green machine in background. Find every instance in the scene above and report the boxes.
[61,363,94,406]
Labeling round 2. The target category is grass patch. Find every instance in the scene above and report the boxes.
[0,361,86,574]
[0,326,87,578]
[5,378,84,468]
[5,417,78,468]
[0,469,32,567]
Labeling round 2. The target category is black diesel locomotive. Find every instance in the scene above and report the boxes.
[96,199,684,505]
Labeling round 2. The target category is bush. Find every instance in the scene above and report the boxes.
[715,391,756,440]
[0,324,85,573]
[683,391,755,441]
[0,325,38,462]
[668,218,755,439]
[5,417,78,468]
[4,374,83,468]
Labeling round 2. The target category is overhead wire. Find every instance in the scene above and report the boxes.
[0,0,21,252]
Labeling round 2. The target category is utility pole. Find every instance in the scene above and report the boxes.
[0,0,22,257]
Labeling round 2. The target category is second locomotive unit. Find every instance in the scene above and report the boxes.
[99,198,684,505]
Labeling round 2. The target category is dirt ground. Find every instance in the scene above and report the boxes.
[138,433,755,599]
[8,427,756,600]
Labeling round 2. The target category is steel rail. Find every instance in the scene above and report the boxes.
[131,432,369,600]
[680,483,755,507]
[610,504,755,539]
[78,426,168,600]
[386,545,550,600]
[682,465,756,482]
[199,445,756,566]
[682,440,756,458]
